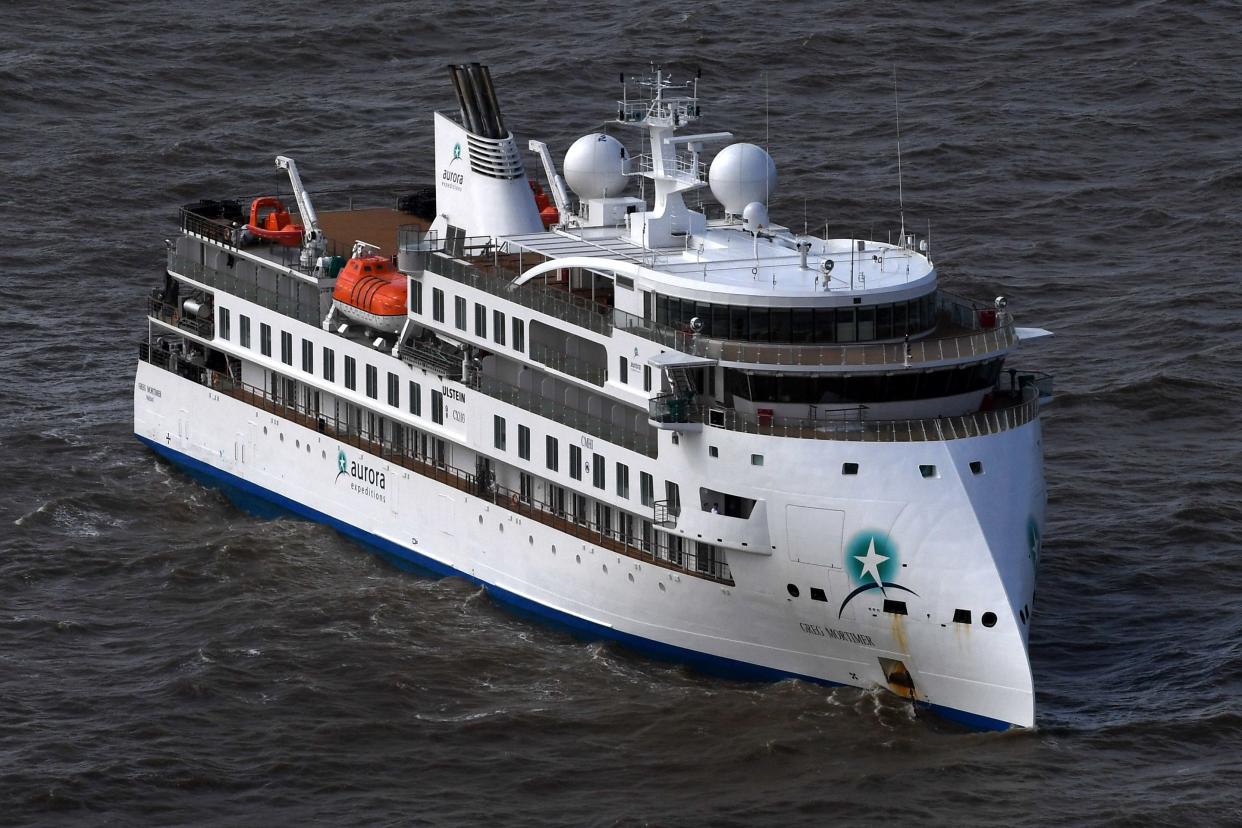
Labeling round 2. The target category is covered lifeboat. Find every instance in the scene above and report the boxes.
[331,250,407,334]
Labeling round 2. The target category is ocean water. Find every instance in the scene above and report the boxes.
[3,1,1241,825]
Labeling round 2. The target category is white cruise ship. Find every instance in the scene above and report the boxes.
[135,64,1053,730]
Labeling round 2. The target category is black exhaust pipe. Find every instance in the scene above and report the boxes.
[448,64,484,136]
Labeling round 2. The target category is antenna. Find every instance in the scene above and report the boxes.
[764,69,770,209]
[893,66,905,241]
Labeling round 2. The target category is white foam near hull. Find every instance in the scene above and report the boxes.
[135,359,1044,730]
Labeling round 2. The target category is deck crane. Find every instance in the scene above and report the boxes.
[275,155,325,269]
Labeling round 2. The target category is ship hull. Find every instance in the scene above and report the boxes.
[135,360,1043,731]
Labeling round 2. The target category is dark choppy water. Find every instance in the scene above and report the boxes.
[3,2,1242,825]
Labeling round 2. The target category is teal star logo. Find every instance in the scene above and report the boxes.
[845,530,898,590]
[839,530,916,617]
[451,142,462,163]
[336,448,348,482]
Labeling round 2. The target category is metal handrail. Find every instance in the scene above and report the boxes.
[528,342,607,386]
[147,295,215,340]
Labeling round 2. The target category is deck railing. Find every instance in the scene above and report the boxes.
[138,342,731,585]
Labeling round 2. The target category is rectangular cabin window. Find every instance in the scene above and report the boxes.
[569,445,582,481]
[259,323,272,357]
[616,274,634,290]
[616,462,629,498]
[813,307,835,343]
[665,481,681,515]
[749,307,770,342]
[770,308,791,343]
[876,304,893,340]
[545,435,559,472]
[518,424,530,460]
[344,356,356,391]
[493,415,506,451]
[239,315,250,348]
[387,372,399,407]
[835,308,856,343]
[410,278,423,315]
[454,296,466,331]
[408,381,421,416]
[493,310,506,346]
[512,317,525,353]
[431,390,443,424]
[643,364,652,392]
[301,339,313,373]
[322,346,335,382]
[592,453,605,490]
[474,303,487,338]
[219,307,230,341]
[619,356,628,384]
[365,365,378,400]
[640,472,654,507]
[857,306,876,341]
[280,331,293,366]
[432,288,445,322]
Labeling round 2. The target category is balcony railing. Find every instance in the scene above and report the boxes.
[473,372,657,457]
[168,251,323,327]
[529,342,607,386]
[138,342,730,585]
[702,388,1042,442]
[147,294,215,340]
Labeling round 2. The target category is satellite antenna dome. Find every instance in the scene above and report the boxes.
[709,142,777,215]
[564,133,629,199]
[742,201,769,234]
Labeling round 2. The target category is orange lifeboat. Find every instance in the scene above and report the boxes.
[331,254,407,333]
[244,196,304,246]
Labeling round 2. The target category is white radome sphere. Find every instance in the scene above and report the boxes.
[709,143,777,215]
[563,133,629,200]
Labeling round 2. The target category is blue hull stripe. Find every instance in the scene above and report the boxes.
[136,434,1012,732]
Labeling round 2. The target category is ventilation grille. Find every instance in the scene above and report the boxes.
[467,133,525,180]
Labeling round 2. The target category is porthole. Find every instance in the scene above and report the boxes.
[295,439,300,448]
[529,535,534,545]
[321,450,326,458]
[263,426,268,435]
[919,464,936,478]
[551,544,557,555]
[751,454,764,466]
[842,462,859,475]
[810,587,827,602]
[709,446,719,458]
[279,433,284,442]
[970,461,983,475]
[478,515,483,524]
[953,608,972,624]
[982,611,997,628]
[575,554,581,564]
[306,444,311,454]
[658,582,666,592]
[628,573,635,583]
[787,583,800,598]
[602,564,608,574]
[498,523,504,533]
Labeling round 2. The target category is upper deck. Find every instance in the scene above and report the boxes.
[502,220,934,302]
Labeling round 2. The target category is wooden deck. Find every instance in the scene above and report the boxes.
[318,208,429,259]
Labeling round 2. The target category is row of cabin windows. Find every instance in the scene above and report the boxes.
[652,291,939,344]
[724,359,1004,405]
[489,415,662,505]
[414,281,525,353]
[223,308,672,508]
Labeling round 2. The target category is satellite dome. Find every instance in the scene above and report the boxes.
[564,133,629,200]
[709,143,777,215]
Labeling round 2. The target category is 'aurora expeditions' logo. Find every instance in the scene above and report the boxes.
[838,530,918,618]
[335,447,387,503]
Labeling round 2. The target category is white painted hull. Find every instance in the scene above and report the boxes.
[135,359,1044,729]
